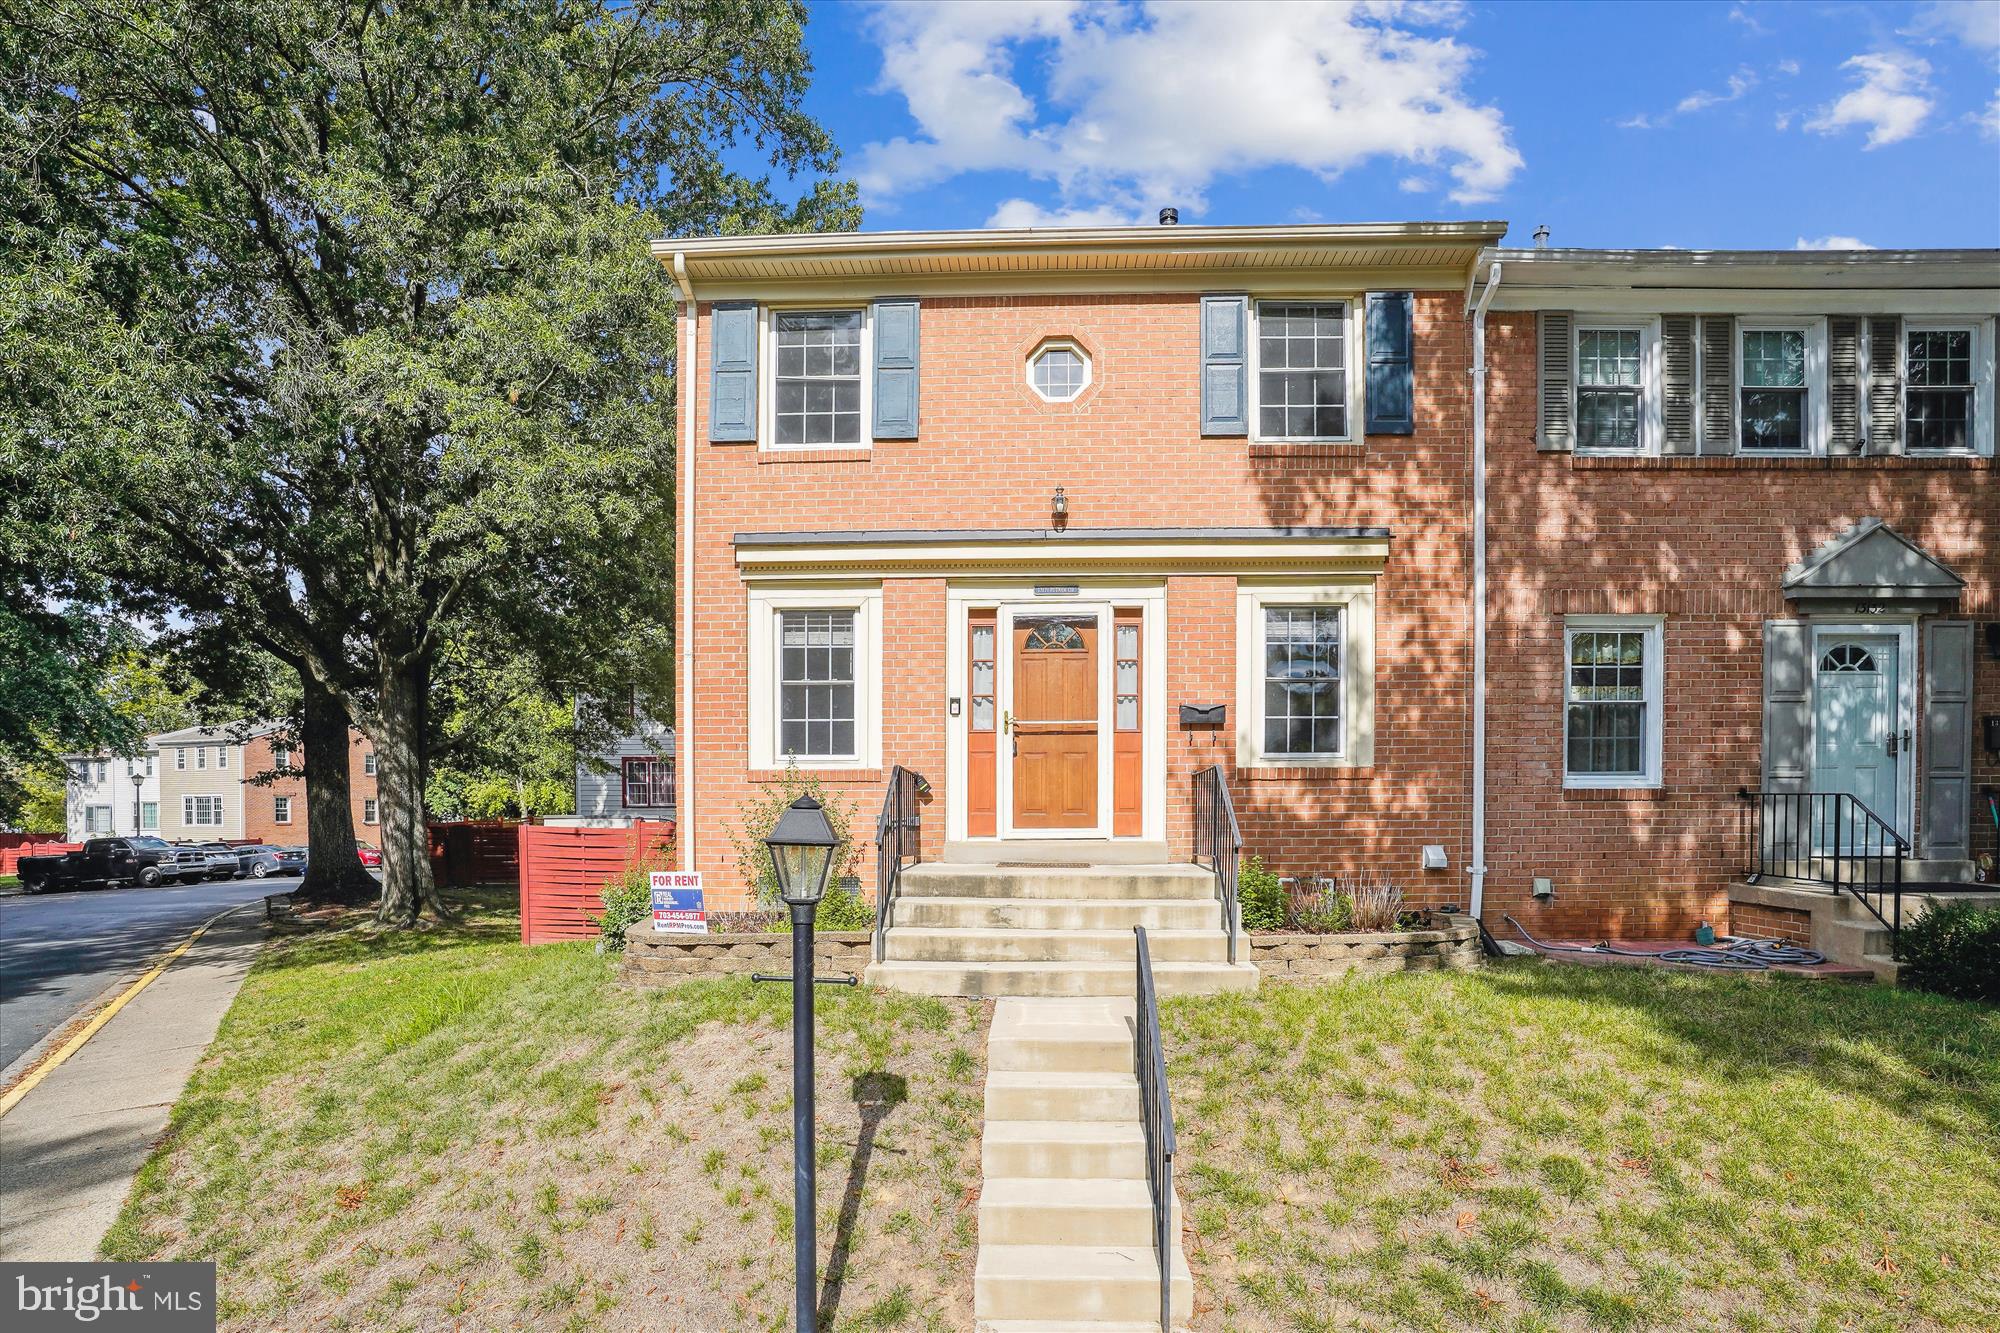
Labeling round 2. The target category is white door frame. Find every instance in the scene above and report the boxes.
[943,578,1167,844]
[1808,619,1916,839]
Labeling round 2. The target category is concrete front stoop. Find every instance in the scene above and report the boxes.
[866,862,1258,999]
[1728,874,1991,984]
[974,997,1193,1332]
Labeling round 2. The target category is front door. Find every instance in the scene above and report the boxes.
[1010,614,1099,829]
[1813,634,1901,847]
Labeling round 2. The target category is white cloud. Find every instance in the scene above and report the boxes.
[1804,52,1934,147]
[855,0,1524,219]
[1902,2,2000,53]
[1773,109,1795,130]
[986,198,1150,228]
[1397,174,1433,193]
[1775,58,1800,77]
[1794,235,1877,250]
[1728,5,1768,36]
[1622,66,1757,129]
[1977,94,2000,139]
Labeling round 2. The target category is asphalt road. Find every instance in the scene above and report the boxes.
[0,876,298,1072]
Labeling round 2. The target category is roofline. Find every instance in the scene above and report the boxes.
[1485,245,2000,265]
[734,525,1392,547]
[657,221,1508,267]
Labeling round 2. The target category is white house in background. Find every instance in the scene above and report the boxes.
[62,746,162,839]
[547,696,675,828]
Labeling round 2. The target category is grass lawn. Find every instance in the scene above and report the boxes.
[1,873,17,891]
[103,889,990,1331]
[1165,962,1998,1331]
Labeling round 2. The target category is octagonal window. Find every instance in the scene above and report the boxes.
[1028,341,1089,402]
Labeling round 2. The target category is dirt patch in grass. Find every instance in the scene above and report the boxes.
[1164,960,2000,1331]
[103,889,991,1331]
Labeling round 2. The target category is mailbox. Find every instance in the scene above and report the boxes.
[1982,714,2000,758]
[1178,703,1226,728]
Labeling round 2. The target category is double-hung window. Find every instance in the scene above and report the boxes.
[1261,607,1343,758]
[363,798,379,825]
[1905,325,1975,452]
[779,610,856,760]
[195,746,206,771]
[1253,301,1350,441]
[1575,326,1644,451]
[363,751,377,776]
[1739,326,1809,451]
[140,802,158,831]
[274,796,292,824]
[1563,618,1663,788]
[184,795,223,826]
[216,746,228,771]
[772,310,864,447]
[622,756,675,808]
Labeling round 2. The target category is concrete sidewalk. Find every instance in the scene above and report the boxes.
[0,905,266,1260]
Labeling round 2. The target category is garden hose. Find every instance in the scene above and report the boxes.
[1502,915,1827,970]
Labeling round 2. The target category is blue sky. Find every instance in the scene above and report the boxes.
[776,0,2000,250]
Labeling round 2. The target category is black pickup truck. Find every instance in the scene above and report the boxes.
[17,837,209,893]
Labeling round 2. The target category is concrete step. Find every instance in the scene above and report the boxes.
[979,1322,1178,1332]
[894,895,1220,931]
[990,1026,1135,1074]
[979,1177,1169,1246]
[901,863,1219,901]
[886,927,1230,965]
[985,1070,1141,1122]
[866,958,1258,999]
[1822,916,1894,965]
[982,1120,1148,1180]
[1861,952,1902,985]
[974,1243,1192,1323]
[945,839,1170,865]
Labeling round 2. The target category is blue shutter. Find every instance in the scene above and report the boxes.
[872,298,920,439]
[1200,294,1248,436]
[1364,291,1414,435]
[708,303,757,441]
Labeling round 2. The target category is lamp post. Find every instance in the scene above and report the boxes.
[754,794,853,1333]
[131,770,145,837]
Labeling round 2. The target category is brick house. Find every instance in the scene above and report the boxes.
[654,222,1996,983]
[132,722,381,845]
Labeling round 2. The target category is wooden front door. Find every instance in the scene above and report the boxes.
[1010,614,1099,829]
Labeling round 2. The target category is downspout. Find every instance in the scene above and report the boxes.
[673,251,697,871]
[1469,259,1502,924]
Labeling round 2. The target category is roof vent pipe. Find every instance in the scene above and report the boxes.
[1532,223,1550,248]
[1158,207,1178,226]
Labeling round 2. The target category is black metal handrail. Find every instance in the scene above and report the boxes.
[872,766,926,963]
[1133,925,1176,1333]
[1192,765,1241,963]
[1739,787,1908,948]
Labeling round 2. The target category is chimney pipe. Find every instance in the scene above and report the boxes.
[1532,223,1550,249]
[1158,207,1178,226]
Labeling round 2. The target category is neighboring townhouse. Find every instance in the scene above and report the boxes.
[1480,246,1998,939]
[655,220,1997,955]
[658,220,1500,915]
[61,746,161,839]
[149,722,380,844]
[558,695,676,827]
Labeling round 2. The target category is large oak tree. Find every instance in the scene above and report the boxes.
[1,0,856,921]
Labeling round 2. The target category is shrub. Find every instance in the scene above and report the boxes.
[1344,873,1405,932]
[593,866,653,952]
[1238,854,1285,932]
[771,879,876,934]
[1285,877,1354,934]
[1897,897,2000,1003]
[727,764,862,909]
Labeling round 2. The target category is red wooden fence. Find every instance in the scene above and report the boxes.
[1,840,77,875]
[429,821,523,888]
[517,820,675,945]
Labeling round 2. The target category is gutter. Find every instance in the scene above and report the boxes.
[673,252,696,871]
[1468,259,1503,924]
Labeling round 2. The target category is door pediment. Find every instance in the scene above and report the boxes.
[1782,518,1964,612]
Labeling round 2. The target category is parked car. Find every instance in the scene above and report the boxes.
[237,845,307,879]
[355,841,382,867]
[18,837,208,893]
[183,841,244,880]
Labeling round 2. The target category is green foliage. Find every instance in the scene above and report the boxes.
[728,765,862,909]
[810,884,876,933]
[1238,854,1285,932]
[1289,885,1354,934]
[593,867,654,953]
[1897,898,2000,1003]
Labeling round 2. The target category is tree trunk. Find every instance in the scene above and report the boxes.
[374,655,450,926]
[294,669,375,906]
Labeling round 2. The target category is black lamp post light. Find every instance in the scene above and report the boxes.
[752,794,858,1333]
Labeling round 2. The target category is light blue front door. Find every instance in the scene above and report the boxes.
[1813,635,1901,850]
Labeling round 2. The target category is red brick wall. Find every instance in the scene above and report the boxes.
[680,291,1478,910]
[1731,903,1814,946]
[1482,310,1998,939]
[240,730,381,846]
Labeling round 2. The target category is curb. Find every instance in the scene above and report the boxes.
[0,900,267,1121]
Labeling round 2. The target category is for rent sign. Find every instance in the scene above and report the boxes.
[650,871,706,933]
[5,1263,215,1331]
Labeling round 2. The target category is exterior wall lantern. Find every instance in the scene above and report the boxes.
[1051,486,1067,526]
[754,794,856,1331]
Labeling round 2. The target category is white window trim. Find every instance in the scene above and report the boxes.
[216,746,228,771]
[1901,317,1995,456]
[746,583,884,771]
[363,751,377,776]
[195,746,206,770]
[1572,316,1663,456]
[1562,615,1665,790]
[363,798,379,825]
[140,801,158,831]
[175,747,186,770]
[1026,338,1091,403]
[1735,317,1829,455]
[1234,578,1376,769]
[1247,296,1363,444]
[758,303,874,453]
[274,796,292,824]
[183,794,225,827]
